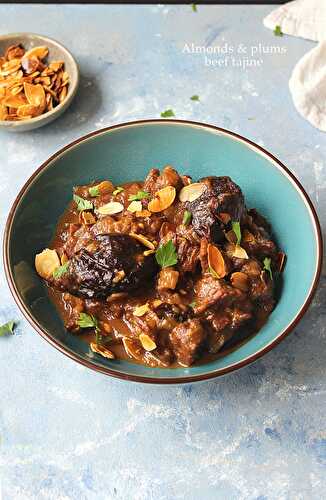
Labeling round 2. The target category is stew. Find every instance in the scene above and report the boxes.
[35,166,285,367]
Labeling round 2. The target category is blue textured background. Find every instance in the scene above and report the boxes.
[0,4,325,499]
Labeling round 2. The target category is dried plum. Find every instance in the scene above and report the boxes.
[55,233,158,299]
[187,176,246,243]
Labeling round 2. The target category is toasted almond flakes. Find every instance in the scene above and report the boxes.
[129,232,156,250]
[35,249,60,279]
[97,202,124,215]
[133,303,150,317]
[127,200,142,213]
[179,182,206,202]
[0,43,69,122]
[90,342,115,359]
[139,333,157,351]
[148,186,176,213]
[207,244,227,279]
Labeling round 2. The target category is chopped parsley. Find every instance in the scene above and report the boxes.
[113,186,124,196]
[128,190,150,201]
[274,25,283,36]
[190,95,200,101]
[77,313,101,343]
[73,194,93,212]
[161,109,175,118]
[189,301,197,309]
[155,240,178,268]
[182,210,192,226]
[53,261,70,279]
[88,185,100,197]
[232,221,241,246]
[0,321,16,336]
[263,257,273,280]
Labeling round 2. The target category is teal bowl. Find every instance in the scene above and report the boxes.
[3,120,322,383]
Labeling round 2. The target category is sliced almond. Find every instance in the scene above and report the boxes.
[97,201,124,215]
[207,244,226,278]
[49,61,64,72]
[24,82,45,107]
[277,252,286,273]
[112,270,125,283]
[148,186,176,213]
[231,272,249,291]
[59,85,67,102]
[60,252,69,265]
[133,303,150,317]
[80,211,96,225]
[127,200,142,213]
[5,44,25,61]
[24,46,49,60]
[143,249,155,256]
[122,337,143,360]
[0,104,8,120]
[96,180,114,194]
[21,55,40,74]
[139,333,157,351]
[17,104,40,117]
[90,342,115,359]
[129,232,156,250]
[3,93,27,108]
[179,182,206,202]
[232,245,249,259]
[35,248,60,279]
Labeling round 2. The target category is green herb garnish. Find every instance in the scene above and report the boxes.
[0,321,16,336]
[113,186,124,196]
[263,257,273,280]
[77,313,101,343]
[128,190,150,202]
[53,261,70,279]
[232,221,241,246]
[190,95,199,101]
[189,301,197,309]
[191,3,197,12]
[88,185,100,197]
[73,194,93,212]
[161,109,175,118]
[274,25,283,36]
[182,210,192,226]
[155,240,178,268]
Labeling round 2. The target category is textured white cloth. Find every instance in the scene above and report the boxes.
[263,0,326,131]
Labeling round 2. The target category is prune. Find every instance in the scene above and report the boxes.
[187,176,246,243]
[55,233,158,299]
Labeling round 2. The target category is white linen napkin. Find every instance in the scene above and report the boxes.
[263,0,326,132]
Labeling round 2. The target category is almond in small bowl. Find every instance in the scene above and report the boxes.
[0,32,79,132]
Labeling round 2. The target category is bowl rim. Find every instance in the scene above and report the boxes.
[3,119,323,384]
[0,32,79,127]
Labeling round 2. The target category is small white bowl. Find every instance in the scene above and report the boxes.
[0,33,79,132]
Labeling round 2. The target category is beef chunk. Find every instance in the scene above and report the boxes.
[187,176,246,243]
[143,165,183,194]
[195,275,245,313]
[170,319,206,366]
[55,233,158,299]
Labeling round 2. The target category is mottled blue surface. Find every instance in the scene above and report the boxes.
[0,4,325,499]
